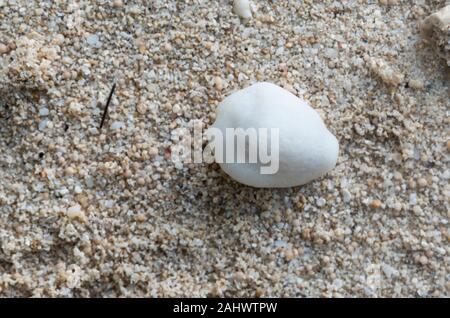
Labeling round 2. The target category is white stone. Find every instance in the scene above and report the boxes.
[39,107,49,116]
[316,198,326,207]
[381,264,398,279]
[86,34,101,47]
[233,0,252,19]
[74,185,82,194]
[341,189,352,203]
[110,121,125,130]
[38,119,49,131]
[66,205,85,221]
[68,102,83,115]
[210,82,339,188]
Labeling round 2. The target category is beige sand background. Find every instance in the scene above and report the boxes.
[0,0,449,297]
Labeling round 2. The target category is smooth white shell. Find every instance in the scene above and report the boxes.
[233,0,252,19]
[211,82,339,188]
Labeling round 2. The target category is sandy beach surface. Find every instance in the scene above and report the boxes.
[0,0,449,297]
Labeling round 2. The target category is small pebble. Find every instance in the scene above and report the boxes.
[255,288,265,298]
[316,198,326,207]
[110,121,125,130]
[112,0,123,8]
[39,108,49,116]
[62,71,72,80]
[341,189,352,203]
[86,34,101,48]
[413,205,423,215]
[0,43,9,54]
[381,264,398,278]
[417,178,428,188]
[393,202,403,212]
[136,103,147,114]
[65,167,76,175]
[68,102,83,116]
[393,171,403,181]
[67,205,86,221]
[214,76,223,91]
[419,255,428,265]
[284,249,295,262]
[370,199,382,209]
[134,214,146,222]
[367,57,404,86]
[233,0,252,19]
[408,79,424,90]
[38,120,49,131]
[149,147,159,157]
[409,193,418,205]
[204,41,213,51]
[162,42,172,52]
[233,271,246,282]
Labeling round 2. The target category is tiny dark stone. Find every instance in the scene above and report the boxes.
[426,161,435,168]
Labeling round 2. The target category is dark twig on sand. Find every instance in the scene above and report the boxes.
[99,83,116,130]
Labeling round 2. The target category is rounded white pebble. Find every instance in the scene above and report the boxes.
[86,34,101,47]
[38,119,49,131]
[67,205,86,221]
[110,121,125,130]
[316,198,327,207]
[341,189,352,203]
[233,0,252,19]
[39,108,49,116]
[210,82,339,188]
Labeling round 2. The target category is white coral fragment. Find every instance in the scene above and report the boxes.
[421,5,450,66]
